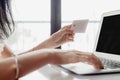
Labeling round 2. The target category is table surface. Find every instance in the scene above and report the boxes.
[20,65,120,80]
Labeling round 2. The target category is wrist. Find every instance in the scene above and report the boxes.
[48,52,64,65]
[45,38,57,48]
[47,50,62,65]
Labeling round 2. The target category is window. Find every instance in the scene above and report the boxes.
[6,0,50,53]
[6,0,120,53]
[61,0,120,52]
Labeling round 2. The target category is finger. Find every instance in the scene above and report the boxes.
[67,34,74,41]
[54,29,74,42]
[55,33,71,43]
[62,24,72,30]
[90,54,104,69]
[92,54,104,67]
[61,25,73,33]
[61,28,74,34]
[59,31,74,41]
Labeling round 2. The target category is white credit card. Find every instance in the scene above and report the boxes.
[71,19,89,33]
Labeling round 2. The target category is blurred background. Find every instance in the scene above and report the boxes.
[6,0,120,54]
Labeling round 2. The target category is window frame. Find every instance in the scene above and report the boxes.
[51,0,61,48]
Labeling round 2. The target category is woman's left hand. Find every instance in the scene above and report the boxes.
[49,24,74,48]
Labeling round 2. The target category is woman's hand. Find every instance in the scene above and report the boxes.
[48,25,74,48]
[50,49,103,69]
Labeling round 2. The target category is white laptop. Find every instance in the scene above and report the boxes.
[58,10,120,75]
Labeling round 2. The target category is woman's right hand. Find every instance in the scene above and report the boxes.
[49,49,104,69]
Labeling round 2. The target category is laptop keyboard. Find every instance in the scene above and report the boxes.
[99,57,120,69]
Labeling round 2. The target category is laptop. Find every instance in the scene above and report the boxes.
[58,10,120,75]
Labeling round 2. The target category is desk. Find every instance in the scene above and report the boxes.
[20,65,120,80]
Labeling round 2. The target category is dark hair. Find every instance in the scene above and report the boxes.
[0,0,14,39]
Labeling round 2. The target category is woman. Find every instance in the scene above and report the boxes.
[0,0,103,80]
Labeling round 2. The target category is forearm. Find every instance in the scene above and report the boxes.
[20,38,56,54]
[0,58,16,80]
[18,50,52,77]
[0,49,54,80]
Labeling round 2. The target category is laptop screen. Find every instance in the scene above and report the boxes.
[96,14,120,55]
